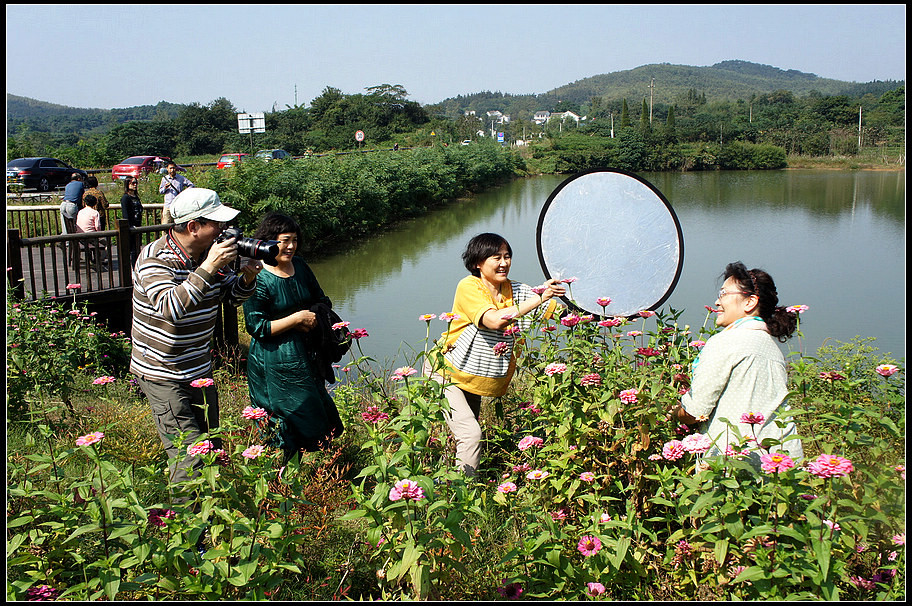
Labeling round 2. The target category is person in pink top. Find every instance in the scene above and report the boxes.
[75,194,101,232]
[75,194,108,265]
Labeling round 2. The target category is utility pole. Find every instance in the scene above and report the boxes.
[648,78,655,124]
[858,106,863,152]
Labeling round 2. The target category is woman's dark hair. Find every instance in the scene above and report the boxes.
[723,261,797,341]
[86,175,99,188]
[123,178,137,194]
[462,233,512,277]
[253,211,302,243]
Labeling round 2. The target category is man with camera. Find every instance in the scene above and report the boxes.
[158,161,194,225]
[130,187,263,501]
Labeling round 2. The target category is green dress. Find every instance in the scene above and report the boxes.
[243,256,343,456]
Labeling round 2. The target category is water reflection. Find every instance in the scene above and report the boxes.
[309,170,904,366]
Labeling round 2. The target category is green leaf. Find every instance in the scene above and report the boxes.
[612,535,630,570]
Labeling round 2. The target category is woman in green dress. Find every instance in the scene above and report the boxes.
[243,212,343,462]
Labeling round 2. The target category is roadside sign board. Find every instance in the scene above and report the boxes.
[355,130,365,142]
[238,112,266,134]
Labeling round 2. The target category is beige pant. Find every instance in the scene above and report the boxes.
[423,360,482,476]
[162,206,172,225]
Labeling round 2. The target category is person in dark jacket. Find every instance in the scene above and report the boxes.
[121,177,144,266]
[243,212,344,463]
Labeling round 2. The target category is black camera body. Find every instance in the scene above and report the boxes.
[216,227,280,266]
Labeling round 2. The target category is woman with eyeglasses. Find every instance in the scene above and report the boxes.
[121,178,144,266]
[671,261,804,465]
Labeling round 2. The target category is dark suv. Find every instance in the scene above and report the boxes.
[7,157,88,192]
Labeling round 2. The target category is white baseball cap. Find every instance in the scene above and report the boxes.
[169,188,240,223]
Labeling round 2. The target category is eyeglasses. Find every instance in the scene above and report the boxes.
[196,218,228,229]
[717,289,754,299]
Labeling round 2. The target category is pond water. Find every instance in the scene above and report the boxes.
[308,169,905,369]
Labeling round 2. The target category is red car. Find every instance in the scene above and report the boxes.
[216,153,248,169]
[111,156,173,181]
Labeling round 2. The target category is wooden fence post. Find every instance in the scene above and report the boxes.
[7,229,25,300]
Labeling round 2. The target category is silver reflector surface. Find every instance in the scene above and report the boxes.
[536,169,683,317]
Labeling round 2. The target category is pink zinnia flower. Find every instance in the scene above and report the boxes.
[599,512,612,523]
[242,445,266,459]
[892,533,905,546]
[148,508,177,527]
[497,482,517,494]
[579,471,595,482]
[637,310,655,318]
[418,314,437,322]
[92,375,115,385]
[580,373,601,387]
[517,435,544,451]
[498,581,523,599]
[190,378,214,388]
[598,317,623,328]
[438,312,460,323]
[662,440,685,461]
[551,509,568,521]
[242,406,269,420]
[560,277,577,284]
[849,575,875,590]
[25,585,60,600]
[587,582,606,596]
[544,362,567,376]
[503,325,521,336]
[560,314,581,328]
[786,305,809,314]
[682,433,712,454]
[393,366,417,379]
[361,406,389,423]
[689,340,706,349]
[493,341,510,356]
[636,347,661,357]
[740,412,765,425]
[331,321,350,330]
[875,364,899,377]
[389,478,425,502]
[187,440,214,456]
[597,297,611,307]
[823,519,841,531]
[626,330,642,338]
[577,535,602,556]
[530,285,547,295]
[619,388,639,404]
[349,328,369,339]
[526,469,549,480]
[66,283,82,290]
[760,452,796,474]
[75,431,104,447]
[807,454,854,478]
[818,371,846,382]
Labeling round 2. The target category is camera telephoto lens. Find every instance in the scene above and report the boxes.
[217,228,280,266]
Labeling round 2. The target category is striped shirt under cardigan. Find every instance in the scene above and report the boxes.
[130,231,256,382]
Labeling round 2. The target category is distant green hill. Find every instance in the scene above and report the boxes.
[7,60,903,136]
[6,94,186,137]
[428,60,903,119]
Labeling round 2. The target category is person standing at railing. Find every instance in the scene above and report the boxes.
[159,162,194,225]
[83,175,110,231]
[121,178,144,267]
[59,173,84,232]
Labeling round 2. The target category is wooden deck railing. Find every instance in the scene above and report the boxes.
[7,203,239,347]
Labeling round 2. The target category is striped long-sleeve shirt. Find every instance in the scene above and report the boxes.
[130,232,256,381]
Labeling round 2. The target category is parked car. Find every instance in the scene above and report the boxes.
[461,140,472,145]
[111,156,174,181]
[216,153,248,169]
[255,149,291,161]
[7,158,88,192]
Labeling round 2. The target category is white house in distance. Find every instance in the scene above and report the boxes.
[532,111,551,125]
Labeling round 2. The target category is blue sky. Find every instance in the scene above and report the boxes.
[6,4,906,113]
